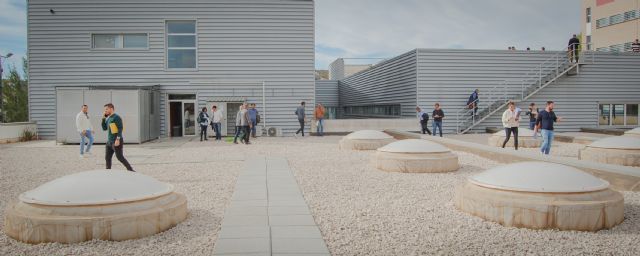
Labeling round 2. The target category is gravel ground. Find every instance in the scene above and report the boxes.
[1,136,640,255]
[449,133,588,159]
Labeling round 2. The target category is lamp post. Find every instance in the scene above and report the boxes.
[0,52,14,123]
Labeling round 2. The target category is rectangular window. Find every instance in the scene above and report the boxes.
[612,104,625,125]
[92,34,147,49]
[624,10,639,21]
[586,8,591,23]
[586,36,592,50]
[596,17,609,28]
[626,104,638,125]
[610,13,624,25]
[166,20,197,69]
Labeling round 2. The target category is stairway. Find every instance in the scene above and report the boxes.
[455,46,594,134]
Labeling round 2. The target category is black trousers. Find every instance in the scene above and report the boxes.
[243,126,251,143]
[420,122,431,135]
[106,140,134,171]
[295,119,305,136]
[502,127,519,150]
[200,125,208,141]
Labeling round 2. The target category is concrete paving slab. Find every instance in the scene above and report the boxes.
[214,238,271,254]
[271,226,323,239]
[218,226,270,239]
[271,238,330,254]
[224,206,268,216]
[269,215,317,226]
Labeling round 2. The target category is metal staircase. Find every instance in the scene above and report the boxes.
[455,44,595,134]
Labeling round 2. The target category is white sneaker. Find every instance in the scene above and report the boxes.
[79,154,84,159]
[294,133,298,138]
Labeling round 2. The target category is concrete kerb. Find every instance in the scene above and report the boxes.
[383,130,640,192]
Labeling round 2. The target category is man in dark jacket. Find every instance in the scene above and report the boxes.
[197,107,210,141]
[416,106,431,135]
[101,103,134,172]
[467,89,479,117]
[432,103,445,137]
[568,34,580,63]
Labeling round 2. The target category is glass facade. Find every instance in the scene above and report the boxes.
[342,105,401,117]
[599,103,639,126]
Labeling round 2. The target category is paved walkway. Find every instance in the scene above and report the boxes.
[213,156,329,256]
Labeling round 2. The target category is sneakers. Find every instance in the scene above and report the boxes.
[79,154,84,159]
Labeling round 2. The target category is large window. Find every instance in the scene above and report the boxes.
[586,8,591,23]
[166,20,197,69]
[599,103,639,126]
[92,34,148,49]
[342,104,401,117]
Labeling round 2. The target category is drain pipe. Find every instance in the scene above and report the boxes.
[262,81,267,131]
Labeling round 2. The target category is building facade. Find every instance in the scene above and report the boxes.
[328,58,375,80]
[582,0,640,52]
[28,0,315,140]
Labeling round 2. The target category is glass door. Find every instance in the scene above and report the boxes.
[183,102,196,136]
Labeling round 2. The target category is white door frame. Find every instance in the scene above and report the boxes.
[168,98,197,137]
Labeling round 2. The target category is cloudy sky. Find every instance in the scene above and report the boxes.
[0,0,581,75]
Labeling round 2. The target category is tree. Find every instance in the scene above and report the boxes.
[2,58,29,123]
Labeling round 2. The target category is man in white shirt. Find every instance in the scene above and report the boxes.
[76,104,94,157]
[211,105,224,141]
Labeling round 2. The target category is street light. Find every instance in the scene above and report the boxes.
[0,52,14,123]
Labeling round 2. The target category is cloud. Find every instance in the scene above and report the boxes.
[315,0,582,69]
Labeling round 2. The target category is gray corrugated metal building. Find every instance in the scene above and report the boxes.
[338,48,640,133]
[28,0,314,139]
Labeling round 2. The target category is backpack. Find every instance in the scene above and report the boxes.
[196,113,202,123]
[421,112,429,123]
[256,114,261,124]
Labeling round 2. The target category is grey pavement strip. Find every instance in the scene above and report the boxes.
[213,156,330,256]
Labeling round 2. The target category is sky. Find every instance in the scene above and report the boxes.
[0,0,581,76]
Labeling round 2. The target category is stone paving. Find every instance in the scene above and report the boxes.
[213,156,329,256]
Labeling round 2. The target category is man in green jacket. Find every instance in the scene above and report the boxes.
[101,103,134,172]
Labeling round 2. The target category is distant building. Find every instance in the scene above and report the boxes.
[328,58,375,80]
[315,70,329,80]
[582,0,640,52]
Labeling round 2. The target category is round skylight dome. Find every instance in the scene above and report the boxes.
[468,161,609,193]
[345,130,393,140]
[587,136,640,150]
[625,127,640,136]
[377,139,450,153]
[20,170,173,206]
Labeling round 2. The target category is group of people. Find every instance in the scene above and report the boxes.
[76,103,135,172]
[294,101,327,137]
[415,103,445,137]
[500,100,561,155]
[196,104,226,142]
[196,103,259,144]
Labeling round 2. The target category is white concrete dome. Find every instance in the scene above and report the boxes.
[468,162,609,193]
[377,139,450,153]
[339,130,395,150]
[625,127,640,137]
[579,136,640,167]
[374,139,458,173]
[488,128,541,148]
[20,170,174,206]
[4,170,188,244]
[455,162,624,231]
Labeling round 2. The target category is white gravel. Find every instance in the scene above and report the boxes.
[2,136,640,256]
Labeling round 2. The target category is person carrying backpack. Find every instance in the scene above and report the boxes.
[416,106,431,135]
[197,107,210,141]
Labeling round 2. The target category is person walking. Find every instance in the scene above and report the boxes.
[295,101,306,137]
[211,105,223,141]
[501,101,520,150]
[197,107,210,141]
[432,103,444,137]
[315,103,325,136]
[416,106,431,135]
[248,103,259,138]
[101,103,134,172]
[467,89,479,117]
[526,103,539,139]
[233,105,244,144]
[632,39,640,53]
[568,34,580,63]
[535,101,562,155]
[240,103,251,144]
[76,104,94,158]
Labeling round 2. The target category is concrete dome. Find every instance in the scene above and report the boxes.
[4,170,188,244]
[488,128,541,148]
[625,127,640,137]
[374,139,458,173]
[579,136,640,167]
[20,170,173,206]
[469,162,609,193]
[339,130,395,150]
[455,162,624,231]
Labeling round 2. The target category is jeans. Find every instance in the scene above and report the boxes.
[200,125,208,141]
[250,120,257,137]
[233,125,243,143]
[540,129,554,155]
[80,130,94,155]
[432,121,443,137]
[105,140,134,171]
[529,121,538,139]
[502,127,519,150]
[316,118,324,136]
[296,119,305,136]
[212,122,221,140]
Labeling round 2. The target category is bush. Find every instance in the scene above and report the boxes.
[19,129,37,142]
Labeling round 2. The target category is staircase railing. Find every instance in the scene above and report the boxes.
[455,43,594,134]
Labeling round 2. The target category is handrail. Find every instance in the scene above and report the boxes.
[454,43,595,134]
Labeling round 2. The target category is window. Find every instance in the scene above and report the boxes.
[599,103,639,126]
[166,20,197,69]
[342,104,401,117]
[586,8,591,23]
[596,17,609,28]
[610,13,624,25]
[92,34,148,49]
[624,10,639,21]
[586,36,591,50]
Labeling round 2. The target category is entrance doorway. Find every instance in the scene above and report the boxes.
[168,94,196,137]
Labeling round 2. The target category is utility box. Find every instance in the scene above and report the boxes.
[56,87,160,144]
